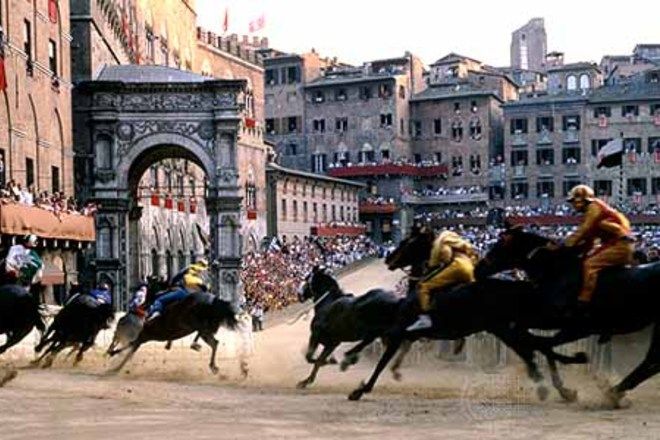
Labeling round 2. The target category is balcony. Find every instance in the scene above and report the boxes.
[563,129,580,144]
[536,131,553,146]
[512,165,527,177]
[511,132,527,146]
[310,224,367,237]
[327,163,448,178]
[401,192,488,205]
[0,203,95,242]
[359,202,398,214]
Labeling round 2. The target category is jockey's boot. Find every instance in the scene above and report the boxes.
[146,311,161,322]
[406,314,433,332]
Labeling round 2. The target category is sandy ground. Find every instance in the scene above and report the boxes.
[1,260,660,440]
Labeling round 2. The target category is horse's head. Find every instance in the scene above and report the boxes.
[474,224,551,281]
[385,224,435,274]
[299,265,340,303]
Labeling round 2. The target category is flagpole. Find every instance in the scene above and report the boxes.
[618,131,624,208]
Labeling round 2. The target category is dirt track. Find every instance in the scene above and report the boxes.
[1,260,660,440]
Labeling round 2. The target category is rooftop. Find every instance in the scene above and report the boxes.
[431,52,482,67]
[96,65,209,83]
[411,84,502,102]
[267,163,365,188]
[547,62,601,73]
[305,72,398,88]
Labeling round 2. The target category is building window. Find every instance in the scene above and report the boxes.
[25,157,34,187]
[380,113,393,127]
[335,117,348,132]
[412,120,422,138]
[334,151,350,166]
[622,105,639,117]
[311,153,327,173]
[335,88,347,101]
[594,180,612,197]
[433,118,442,135]
[536,149,554,165]
[650,103,660,116]
[292,200,298,222]
[627,178,647,196]
[566,75,577,91]
[51,166,60,193]
[434,152,442,163]
[400,118,405,135]
[536,181,555,198]
[579,74,590,89]
[594,106,611,118]
[453,102,461,114]
[563,179,582,196]
[381,149,390,160]
[23,20,32,60]
[378,83,392,98]
[281,199,287,220]
[48,40,57,75]
[471,101,478,113]
[451,156,463,176]
[649,137,660,154]
[469,119,482,140]
[451,121,463,142]
[265,69,278,85]
[286,142,297,156]
[312,91,325,103]
[562,147,581,164]
[359,86,372,100]
[652,178,660,196]
[562,115,581,131]
[414,154,422,164]
[536,116,554,132]
[287,66,300,84]
[624,138,642,154]
[510,118,528,134]
[266,118,276,134]
[398,85,406,99]
[469,155,481,174]
[511,150,528,166]
[288,116,298,133]
[312,202,318,222]
[331,205,336,222]
[312,119,326,132]
[511,181,529,199]
[303,201,308,222]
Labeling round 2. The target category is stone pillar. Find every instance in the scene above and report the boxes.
[208,126,243,305]
[92,198,130,310]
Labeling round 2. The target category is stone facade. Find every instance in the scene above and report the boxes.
[510,18,547,72]
[266,164,363,240]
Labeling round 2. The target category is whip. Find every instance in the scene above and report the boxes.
[287,290,331,325]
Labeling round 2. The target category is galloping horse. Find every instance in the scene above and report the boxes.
[107,292,239,375]
[348,226,587,402]
[296,266,405,389]
[0,283,45,356]
[475,225,660,407]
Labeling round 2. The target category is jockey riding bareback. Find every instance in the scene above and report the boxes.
[407,230,479,331]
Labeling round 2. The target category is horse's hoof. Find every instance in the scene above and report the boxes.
[603,388,627,409]
[296,380,309,389]
[391,370,402,382]
[573,352,589,364]
[327,356,338,365]
[348,389,364,401]
[339,360,350,372]
[209,365,219,375]
[190,343,202,352]
[560,388,578,403]
[536,385,549,401]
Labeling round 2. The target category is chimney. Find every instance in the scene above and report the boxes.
[242,35,249,45]
[261,37,269,49]
[207,32,216,45]
[216,36,222,48]
[253,36,260,46]
[196,27,203,40]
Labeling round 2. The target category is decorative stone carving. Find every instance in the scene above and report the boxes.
[115,120,214,157]
[116,122,134,141]
[220,270,239,285]
[217,167,238,184]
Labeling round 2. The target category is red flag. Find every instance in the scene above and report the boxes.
[0,56,7,92]
[48,0,58,23]
[222,8,229,33]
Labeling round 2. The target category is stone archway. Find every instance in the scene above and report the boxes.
[74,66,245,308]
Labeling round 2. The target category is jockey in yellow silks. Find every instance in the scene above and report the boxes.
[406,230,478,331]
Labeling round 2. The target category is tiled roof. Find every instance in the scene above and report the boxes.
[96,65,209,83]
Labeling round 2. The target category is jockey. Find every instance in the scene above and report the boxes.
[407,230,479,331]
[4,234,43,287]
[146,258,209,321]
[88,282,112,305]
[564,184,634,305]
[129,283,148,317]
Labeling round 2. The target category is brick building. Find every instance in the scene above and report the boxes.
[510,18,547,72]
[266,163,364,240]
[0,0,87,302]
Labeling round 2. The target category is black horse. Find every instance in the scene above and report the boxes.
[348,226,587,402]
[107,292,240,375]
[475,226,660,407]
[0,283,45,355]
[33,293,114,367]
[296,266,405,388]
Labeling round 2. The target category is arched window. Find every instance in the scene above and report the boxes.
[579,74,590,90]
[97,218,114,258]
[151,249,160,276]
[566,75,577,91]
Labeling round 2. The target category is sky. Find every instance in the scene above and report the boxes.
[195,0,659,67]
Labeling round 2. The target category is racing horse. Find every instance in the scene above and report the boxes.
[33,292,114,367]
[0,283,45,356]
[475,225,660,408]
[107,291,239,375]
[296,266,406,389]
[348,225,588,402]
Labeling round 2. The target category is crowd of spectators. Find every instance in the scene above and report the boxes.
[241,235,381,313]
[412,185,485,198]
[328,156,446,170]
[0,180,97,216]
[362,196,396,205]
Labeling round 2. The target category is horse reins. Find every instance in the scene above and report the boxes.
[287,289,332,325]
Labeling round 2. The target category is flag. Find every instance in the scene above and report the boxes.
[222,8,229,33]
[248,13,265,33]
[596,138,623,168]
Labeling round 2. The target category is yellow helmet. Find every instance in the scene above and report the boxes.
[566,184,595,203]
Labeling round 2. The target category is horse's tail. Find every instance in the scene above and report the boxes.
[34,304,47,335]
[212,297,239,330]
